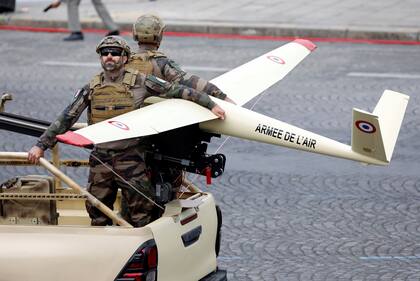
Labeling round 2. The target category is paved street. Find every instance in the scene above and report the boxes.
[2,0,420,41]
[1,30,420,280]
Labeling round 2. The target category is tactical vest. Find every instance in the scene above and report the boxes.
[126,50,166,76]
[88,69,138,124]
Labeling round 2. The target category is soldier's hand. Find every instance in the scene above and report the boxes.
[224,96,236,105]
[211,104,225,120]
[28,146,44,164]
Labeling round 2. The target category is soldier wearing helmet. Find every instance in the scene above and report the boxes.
[28,36,225,227]
[96,35,131,73]
[127,14,236,104]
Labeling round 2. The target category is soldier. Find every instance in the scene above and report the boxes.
[127,14,236,104]
[27,36,225,227]
[126,14,234,201]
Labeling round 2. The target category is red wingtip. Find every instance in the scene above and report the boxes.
[57,131,93,147]
[294,39,317,51]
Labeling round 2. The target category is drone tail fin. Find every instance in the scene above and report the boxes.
[351,90,409,164]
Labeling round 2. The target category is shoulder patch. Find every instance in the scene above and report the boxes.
[155,76,167,84]
[71,87,89,104]
[167,59,182,69]
[73,89,82,99]
[165,59,187,81]
[145,74,171,93]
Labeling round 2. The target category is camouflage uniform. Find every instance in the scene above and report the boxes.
[127,14,228,101]
[36,55,216,227]
[126,15,229,197]
[87,146,153,226]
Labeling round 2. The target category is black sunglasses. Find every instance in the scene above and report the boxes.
[100,48,123,57]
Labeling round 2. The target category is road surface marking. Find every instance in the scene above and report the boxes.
[347,72,420,79]
[360,255,420,261]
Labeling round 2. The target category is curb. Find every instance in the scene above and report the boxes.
[1,16,420,42]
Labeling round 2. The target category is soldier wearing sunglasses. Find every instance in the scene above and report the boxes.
[28,36,225,227]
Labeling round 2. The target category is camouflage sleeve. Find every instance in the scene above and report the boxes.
[36,86,90,150]
[144,74,216,110]
[179,74,227,100]
[155,57,227,100]
[156,57,186,82]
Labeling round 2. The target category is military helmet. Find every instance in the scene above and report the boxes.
[96,35,131,59]
[132,14,165,45]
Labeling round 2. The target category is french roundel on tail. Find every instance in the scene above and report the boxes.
[351,90,409,163]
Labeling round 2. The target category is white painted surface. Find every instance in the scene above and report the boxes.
[211,40,314,106]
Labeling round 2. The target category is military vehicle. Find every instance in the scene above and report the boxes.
[0,39,409,281]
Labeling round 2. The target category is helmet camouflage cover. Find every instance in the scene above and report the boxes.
[132,14,165,45]
[96,35,131,59]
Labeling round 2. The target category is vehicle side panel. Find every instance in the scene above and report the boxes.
[0,225,154,281]
[149,193,218,281]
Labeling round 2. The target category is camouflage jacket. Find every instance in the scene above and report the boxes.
[36,68,216,151]
[126,46,227,101]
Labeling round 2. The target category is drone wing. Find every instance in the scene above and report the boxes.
[56,98,217,146]
[210,39,316,106]
[57,39,316,147]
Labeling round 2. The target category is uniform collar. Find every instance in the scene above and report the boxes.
[103,67,125,83]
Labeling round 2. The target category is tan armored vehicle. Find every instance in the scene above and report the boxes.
[0,94,226,281]
[0,133,225,281]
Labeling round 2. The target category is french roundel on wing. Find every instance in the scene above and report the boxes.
[267,55,285,64]
[108,120,130,131]
[355,120,376,134]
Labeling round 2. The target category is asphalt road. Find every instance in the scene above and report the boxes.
[1,30,420,280]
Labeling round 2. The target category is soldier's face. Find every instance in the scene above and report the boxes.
[100,48,127,71]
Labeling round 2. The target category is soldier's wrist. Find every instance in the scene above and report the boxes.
[36,142,48,151]
[196,93,215,110]
[207,100,217,110]
[217,92,227,100]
